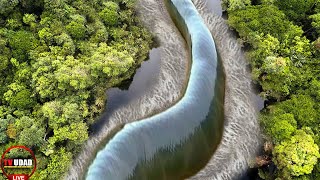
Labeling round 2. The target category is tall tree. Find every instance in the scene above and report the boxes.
[273,130,320,178]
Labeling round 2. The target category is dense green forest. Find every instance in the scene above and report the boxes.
[223,0,320,179]
[0,0,153,179]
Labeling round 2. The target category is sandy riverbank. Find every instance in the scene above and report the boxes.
[189,1,262,179]
[65,0,189,178]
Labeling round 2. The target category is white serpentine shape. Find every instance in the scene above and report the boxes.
[86,0,224,179]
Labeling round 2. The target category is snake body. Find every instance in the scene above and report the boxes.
[86,0,225,179]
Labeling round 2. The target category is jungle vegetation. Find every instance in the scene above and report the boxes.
[223,0,320,179]
[0,0,153,179]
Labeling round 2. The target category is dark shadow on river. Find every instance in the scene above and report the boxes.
[90,48,161,134]
[105,48,161,114]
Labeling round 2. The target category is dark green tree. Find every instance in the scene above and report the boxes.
[275,0,317,22]
[99,2,120,26]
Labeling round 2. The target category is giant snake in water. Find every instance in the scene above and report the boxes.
[86,0,225,179]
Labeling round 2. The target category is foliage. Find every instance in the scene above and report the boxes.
[273,130,319,177]
[0,0,153,179]
[275,0,317,22]
[221,0,251,11]
[8,89,35,109]
[228,5,305,45]
[35,148,72,180]
[226,1,320,179]
[310,13,320,34]
[257,56,295,100]
[65,15,87,39]
[275,95,318,127]
[228,5,316,100]
[99,2,120,26]
[0,119,8,144]
[8,30,39,61]
[0,0,19,15]
[261,112,297,143]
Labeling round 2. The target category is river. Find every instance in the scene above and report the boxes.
[101,0,264,122]
[65,0,263,179]
[86,0,225,179]
[105,49,161,115]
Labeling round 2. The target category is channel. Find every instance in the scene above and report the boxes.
[85,0,225,179]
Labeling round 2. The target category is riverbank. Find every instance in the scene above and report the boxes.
[223,1,320,179]
[65,0,189,178]
[189,0,262,179]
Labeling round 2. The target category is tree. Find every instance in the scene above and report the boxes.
[8,89,35,109]
[55,56,93,91]
[42,148,72,180]
[89,43,134,78]
[0,0,19,15]
[229,5,313,100]
[6,18,22,30]
[41,100,62,129]
[66,15,87,39]
[8,30,39,61]
[275,0,317,22]
[0,119,8,144]
[0,0,153,178]
[310,13,320,34]
[61,102,82,123]
[18,125,45,147]
[277,95,317,127]
[248,34,280,68]
[259,0,275,5]
[23,14,36,25]
[15,116,46,147]
[15,116,34,130]
[48,122,88,146]
[258,56,295,100]
[43,0,68,19]
[99,2,119,26]
[23,13,37,31]
[89,21,108,43]
[228,5,303,43]
[226,1,320,179]
[0,36,11,73]
[54,33,75,56]
[0,55,9,73]
[261,113,297,143]
[221,0,251,11]
[308,79,320,104]
[6,123,16,139]
[273,130,320,177]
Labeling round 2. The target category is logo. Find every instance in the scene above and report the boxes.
[1,146,37,180]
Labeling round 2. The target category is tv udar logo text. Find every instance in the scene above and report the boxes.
[3,159,33,168]
[1,146,37,180]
